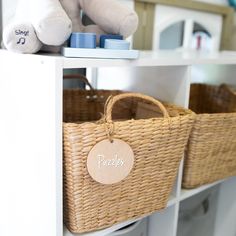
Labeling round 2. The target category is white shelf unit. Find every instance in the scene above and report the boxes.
[0,50,235,236]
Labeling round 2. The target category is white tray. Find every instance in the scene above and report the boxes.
[62,47,139,59]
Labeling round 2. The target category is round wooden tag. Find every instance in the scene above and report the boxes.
[87,139,134,185]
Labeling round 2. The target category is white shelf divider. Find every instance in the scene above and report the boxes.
[180,180,224,202]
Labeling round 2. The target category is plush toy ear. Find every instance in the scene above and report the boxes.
[79,0,138,38]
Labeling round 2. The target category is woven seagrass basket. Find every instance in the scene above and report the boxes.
[63,89,195,233]
[183,83,236,189]
[63,74,130,122]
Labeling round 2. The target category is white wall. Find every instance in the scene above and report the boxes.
[0,0,2,41]
[1,0,17,43]
[2,0,17,27]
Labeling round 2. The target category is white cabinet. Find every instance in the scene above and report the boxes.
[0,49,235,236]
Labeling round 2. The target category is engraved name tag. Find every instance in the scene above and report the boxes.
[87,139,134,185]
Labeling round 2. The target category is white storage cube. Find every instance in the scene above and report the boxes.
[109,218,148,236]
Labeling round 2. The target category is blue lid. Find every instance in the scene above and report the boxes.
[104,39,130,50]
[100,34,123,48]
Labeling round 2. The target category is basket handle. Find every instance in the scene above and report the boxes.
[104,93,169,122]
[63,73,94,90]
[219,84,236,95]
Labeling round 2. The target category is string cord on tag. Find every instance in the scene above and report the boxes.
[97,116,115,143]
[96,95,115,143]
[104,121,114,143]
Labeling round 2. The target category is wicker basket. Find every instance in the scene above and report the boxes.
[63,91,195,233]
[183,83,236,189]
[63,74,130,122]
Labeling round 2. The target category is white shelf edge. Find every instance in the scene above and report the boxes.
[61,50,236,68]
[180,176,236,201]
[180,179,225,201]
[167,194,177,207]
[3,50,236,69]
[63,218,140,236]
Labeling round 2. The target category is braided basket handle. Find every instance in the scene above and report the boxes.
[105,93,169,122]
[63,73,94,90]
[219,83,236,95]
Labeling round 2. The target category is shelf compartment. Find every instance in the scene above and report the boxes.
[180,179,224,201]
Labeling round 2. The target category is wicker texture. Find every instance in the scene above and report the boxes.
[63,74,130,122]
[183,84,236,189]
[63,92,195,233]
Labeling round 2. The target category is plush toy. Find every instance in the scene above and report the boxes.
[3,0,138,54]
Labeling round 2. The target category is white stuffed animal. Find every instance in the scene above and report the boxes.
[3,0,138,53]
